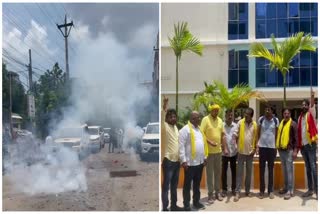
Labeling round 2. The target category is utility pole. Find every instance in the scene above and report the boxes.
[57,15,73,81]
[9,71,13,138]
[28,49,33,93]
[28,49,35,132]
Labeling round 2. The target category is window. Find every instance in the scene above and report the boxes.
[256,49,318,87]
[255,3,318,38]
[228,50,249,88]
[228,3,248,40]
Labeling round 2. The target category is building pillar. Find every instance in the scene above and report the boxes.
[249,98,260,122]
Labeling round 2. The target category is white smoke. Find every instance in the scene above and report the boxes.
[5,135,87,195]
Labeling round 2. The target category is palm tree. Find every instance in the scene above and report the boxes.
[193,81,266,117]
[248,32,316,107]
[168,22,203,115]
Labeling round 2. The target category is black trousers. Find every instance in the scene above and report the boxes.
[162,158,180,210]
[183,164,204,207]
[259,147,277,193]
[221,155,237,192]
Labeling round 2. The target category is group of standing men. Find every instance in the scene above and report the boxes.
[161,91,317,211]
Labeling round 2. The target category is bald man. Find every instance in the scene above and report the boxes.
[179,111,208,211]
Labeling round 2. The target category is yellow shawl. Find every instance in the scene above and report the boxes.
[276,118,292,149]
[188,121,208,159]
[239,119,257,153]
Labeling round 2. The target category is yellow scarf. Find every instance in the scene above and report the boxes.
[239,119,257,153]
[188,121,208,159]
[276,118,292,149]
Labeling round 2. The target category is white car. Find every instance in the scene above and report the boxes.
[52,125,88,154]
[140,122,159,160]
[88,126,104,152]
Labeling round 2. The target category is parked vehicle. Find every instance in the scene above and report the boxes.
[51,125,88,154]
[88,126,104,152]
[139,122,159,160]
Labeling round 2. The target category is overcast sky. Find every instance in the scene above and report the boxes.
[2,3,159,87]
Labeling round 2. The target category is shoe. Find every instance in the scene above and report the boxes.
[207,196,214,204]
[234,192,240,202]
[184,206,191,211]
[232,190,236,196]
[245,192,252,197]
[258,192,264,199]
[279,189,288,194]
[269,192,275,199]
[193,202,205,210]
[215,193,223,201]
[221,190,227,198]
[284,192,291,200]
[162,207,169,211]
[302,190,313,197]
[170,205,184,211]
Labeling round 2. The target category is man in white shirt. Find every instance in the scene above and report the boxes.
[179,111,207,211]
[221,109,238,197]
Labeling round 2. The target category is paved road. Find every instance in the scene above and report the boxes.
[3,146,159,211]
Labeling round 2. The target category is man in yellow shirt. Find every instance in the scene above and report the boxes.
[161,97,183,211]
[200,104,228,204]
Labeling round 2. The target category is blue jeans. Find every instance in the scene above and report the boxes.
[161,158,180,210]
[301,143,318,194]
[279,149,294,192]
[235,154,253,193]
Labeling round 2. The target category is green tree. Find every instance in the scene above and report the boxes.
[193,80,265,117]
[34,63,69,138]
[168,21,203,115]
[248,32,316,107]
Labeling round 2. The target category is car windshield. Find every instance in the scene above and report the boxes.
[146,124,159,134]
[57,128,82,138]
[88,128,99,135]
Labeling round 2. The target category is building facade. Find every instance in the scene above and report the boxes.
[161,3,318,121]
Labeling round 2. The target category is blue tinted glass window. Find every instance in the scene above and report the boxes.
[228,50,248,88]
[239,51,248,68]
[288,18,300,34]
[300,51,311,66]
[256,3,317,39]
[291,55,299,67]
[266,20,276,38]
[288,68,299,86]
[300,3,311,18]
[300,18,311,34]
[300,68,311,86]
[311,50,318,66]
[228,3,248,40]
[311,18,317,36]
[310,3,317,17]
[256,20,266,38]
[289,3,299,18]
[239,69,248,84]
[229,3,238,20]
[277,3,288,18]
[266,70,278,87]
[256,3,267,19]
[228,70,238,87]
[267,3,277,19]
[277,19,288,38]
[239,3,248,20]
[312,68,318,86]
[256,69,266,87]
[238,22,248,39]
[256,58,266,68]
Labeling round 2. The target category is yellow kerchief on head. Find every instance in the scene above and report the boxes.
[208,104,220,112]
